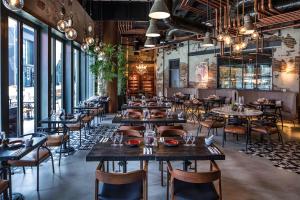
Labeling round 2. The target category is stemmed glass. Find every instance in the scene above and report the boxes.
[112,132,123,146]
[190,135,196,146]
[182,134,190,146]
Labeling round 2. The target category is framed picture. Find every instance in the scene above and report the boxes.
[196,62,208,84]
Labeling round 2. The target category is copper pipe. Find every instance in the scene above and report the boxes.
[219,6,223,31]
[215,8,218,31]
[268,0,281,15]
[260,0,272,16]
[224,6,227,29]
[220,42,224,56]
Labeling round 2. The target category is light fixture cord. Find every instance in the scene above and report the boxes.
[219,0,222,33]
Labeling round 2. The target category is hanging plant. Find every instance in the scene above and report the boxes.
[89,43,127,95]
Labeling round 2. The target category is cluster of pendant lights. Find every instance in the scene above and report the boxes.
[56,0,78,40]
[144,0,170,48]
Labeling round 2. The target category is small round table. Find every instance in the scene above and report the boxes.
[211,106,263,151]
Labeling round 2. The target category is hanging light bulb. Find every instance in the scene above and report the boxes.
[251,30,259,39]
[217,32,224,42]
[233,43,241,52]
[239,26,246,35]
[98,51,105,61]
[94,45,101,53]
[57,6,67,32]
[85,25,95,46]
[65,18,77,40]
[81,41,89,52]
[240,40,247,49]
[2,0,24,11]
[149,0,170,19]
[223,34,232,45]
[57,19,67,32]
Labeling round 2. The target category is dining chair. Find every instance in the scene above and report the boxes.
[250,113,283,150]
[41,127,69,166]
[8,133,55,191]
[167,161,222,200]
[66,119,84,146]
[119,125,146,133]
[159,129,187,186]
[196,112,225,137]
[156,125,184,136]
[223,125,247,148]
[95,161,148,200]
[119,130,143,138]
[0,179,9,200]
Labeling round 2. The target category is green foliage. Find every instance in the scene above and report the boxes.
[89,43,127,95]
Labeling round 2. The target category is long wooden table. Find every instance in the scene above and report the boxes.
[112,116,187,125]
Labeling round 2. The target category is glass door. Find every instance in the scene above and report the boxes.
[22,24,36,134]
[8,17,37,136]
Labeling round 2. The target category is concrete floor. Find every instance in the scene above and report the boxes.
[10,119,300,200]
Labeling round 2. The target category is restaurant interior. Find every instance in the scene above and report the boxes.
[0,0,300,199]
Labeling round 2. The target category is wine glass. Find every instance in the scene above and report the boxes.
[190,136,196,146]
[182,135,190,146]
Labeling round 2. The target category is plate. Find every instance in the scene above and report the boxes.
[8,140,24,149]
[125,139,141,147]
[164,139,179,147]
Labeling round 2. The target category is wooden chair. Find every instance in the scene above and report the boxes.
[167,161,222,200]
[159,129,187,186]
[95,161,148,200]
[223,125,247,148]
[66,119,84,146]
[196,113,225,137]
[8,133,55,191]
[42,127,69,166]
[119,125,146,135]
[0,179,9,200]
[118,130,143,138]
[156,125,183,135]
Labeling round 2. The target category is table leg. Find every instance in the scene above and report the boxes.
[56,124,75,154]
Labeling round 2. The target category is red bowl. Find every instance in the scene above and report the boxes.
[164,139,179,147]
[125,139,141,147]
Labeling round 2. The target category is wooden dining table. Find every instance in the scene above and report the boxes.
[112,115,187,125]
[121,104,172,110]
[0,136,47,200]
[86,136,225,200]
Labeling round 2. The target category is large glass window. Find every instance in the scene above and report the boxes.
[169,59,180,88]
[22,24,36,134]
[8,17,37,135]
[8,18,19,135]
[73,48,80,106]
[86,54,95,98]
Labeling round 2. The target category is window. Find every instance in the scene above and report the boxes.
[218,58,272,90]
[73,48,80,106]
[86,54,95,98]
[8,18,37,135]
[169,59,180,88]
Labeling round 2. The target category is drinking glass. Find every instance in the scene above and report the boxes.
[191,136,196,146]
[182,135,190,146]
[117,133,123,146]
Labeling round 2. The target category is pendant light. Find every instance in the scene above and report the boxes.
[85,25,95,46]
[243,14,255,35]
[149,0,170,19]
[239,0,246,35]
[81,40,89,52]
[57,1,67,32]
[146,19,160,37]
[94,38,101,53]
[205,0,213,27]
[144,37,155,48]
[251,6,259,39]
[202,32,214,47]
[2,0,24,11]
[65,16,77,40]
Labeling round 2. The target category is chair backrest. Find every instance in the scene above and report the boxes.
[96,169,146,185]
[157,125,183,134]
[160,129,186,137]
[168,161,221,184]
[119,125,146,132]
[119,130,143,137]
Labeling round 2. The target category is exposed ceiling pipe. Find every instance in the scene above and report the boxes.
[260,0,272,16]
[268,0,281,15]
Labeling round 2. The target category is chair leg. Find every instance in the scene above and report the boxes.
[95,179,99,200]
[59,144,63,166]
[160,161,164,186]
[222,132,226,147]
[22,166,26,174]
[8,167,12,200]
[196,125,202,136]
[207,128,211,137]
[50,153,55,173]
[37,165,39,191]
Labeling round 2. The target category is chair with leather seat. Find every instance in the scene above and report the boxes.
[66,119,84,146]
[250,114,283,150]
[42,128,69,166]
[196,113,225,137]
[156,125,184,136]
[119,130,143,138]
[167,161,222,200]
[0,179,9,200]
[8,133,55,191]
[159,129,187,186]
[95,161,148,200]
[223,125,247,148]
[119,125,146,136]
